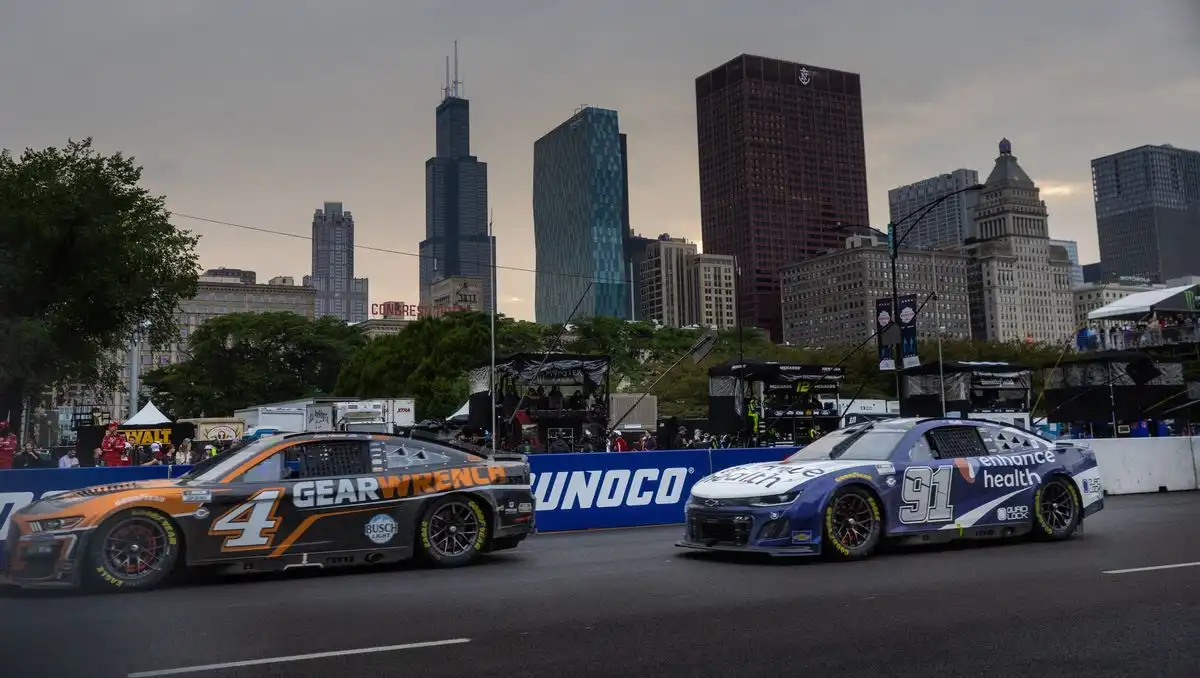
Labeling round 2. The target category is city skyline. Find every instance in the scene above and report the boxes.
[2,2,1196,321]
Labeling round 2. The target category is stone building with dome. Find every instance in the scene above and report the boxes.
[964,139,1076,343]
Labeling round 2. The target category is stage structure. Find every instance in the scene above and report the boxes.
[707,359,845,443]
[468,353,611,448]
[901,361,1032,428]
[1041,351,1185,434]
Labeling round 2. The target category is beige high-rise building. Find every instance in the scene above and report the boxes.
[691,253,737,330]
[780,233,971,347]
[637,236,738,329]
[428,275,485,312]
[109,274,317,420]
[964,139,1074,343]
[639,237,697,327]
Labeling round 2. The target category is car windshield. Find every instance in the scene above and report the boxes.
[785,427,905,462]
[178,436,286,483]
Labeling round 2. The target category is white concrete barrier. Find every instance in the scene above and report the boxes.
[1086,436,1200,495]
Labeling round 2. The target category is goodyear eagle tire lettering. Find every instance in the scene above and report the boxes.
[416,495,489,569]
[83,509,182,593]
[822,486,882,561]
[1032,476,1082,542]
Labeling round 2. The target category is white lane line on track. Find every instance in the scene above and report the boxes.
[1102,561,1200,575]
[127,638,471,677]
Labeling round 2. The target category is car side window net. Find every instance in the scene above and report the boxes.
[927,427,987,459]
[293,441,371,478]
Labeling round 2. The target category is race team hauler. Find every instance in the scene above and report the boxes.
[678,418,1104,559]
[1,431,534,592]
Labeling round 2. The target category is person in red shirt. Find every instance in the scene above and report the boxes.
[100,423,131,467]
[0,422,15,470]
[609,431,629,452]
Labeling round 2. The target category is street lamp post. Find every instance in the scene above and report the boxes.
[886,183,985,401]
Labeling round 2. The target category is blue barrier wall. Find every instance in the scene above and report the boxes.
[528,447,791,532]
[0,448,796,558]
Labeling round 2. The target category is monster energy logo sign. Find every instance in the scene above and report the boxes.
[1185,289,1197,311]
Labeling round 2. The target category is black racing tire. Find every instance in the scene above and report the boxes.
[83,509,181,593]
[416,494,490,568]
[1031,476,1082,541]
[822,485,883,561]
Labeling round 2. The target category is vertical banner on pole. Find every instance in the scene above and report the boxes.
[898,293,920,369]
[875,297,895,371]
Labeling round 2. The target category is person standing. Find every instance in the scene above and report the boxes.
[100,422,131,467]
[0,422,16,470]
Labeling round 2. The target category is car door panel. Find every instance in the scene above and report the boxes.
[889,426,991,535]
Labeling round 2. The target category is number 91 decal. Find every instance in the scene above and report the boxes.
[898,466,955,524]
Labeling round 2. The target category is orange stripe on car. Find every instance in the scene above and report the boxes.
[269,506,380,557]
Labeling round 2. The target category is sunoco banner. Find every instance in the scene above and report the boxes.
[876,297,895,371]
[898,294,920,369]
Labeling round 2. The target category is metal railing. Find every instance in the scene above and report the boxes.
[1077,325,1200,352]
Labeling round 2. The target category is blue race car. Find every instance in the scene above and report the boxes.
[677,418,1104,559]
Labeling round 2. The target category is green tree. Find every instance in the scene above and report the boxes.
[143,312,364,417]
[0,138,199,430]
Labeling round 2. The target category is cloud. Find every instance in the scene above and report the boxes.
[2,0,1196,319]
[1040,183,1088,198]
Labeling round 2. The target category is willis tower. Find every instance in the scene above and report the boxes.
[419,43,495,313]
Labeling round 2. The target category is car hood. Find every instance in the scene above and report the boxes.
[21,479,183,516]
[691,459,882,499]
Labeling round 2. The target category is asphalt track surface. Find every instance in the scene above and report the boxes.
[3,493,1199,678]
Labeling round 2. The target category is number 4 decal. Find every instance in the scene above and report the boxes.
[208,488,285,551]
[899,466,955,524]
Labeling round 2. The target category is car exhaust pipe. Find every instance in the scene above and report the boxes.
[365,552,384,564]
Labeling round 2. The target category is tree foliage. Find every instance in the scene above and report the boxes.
[153,308,1075,422]
[143,312,365,417]
[0,138,199,428]
[334,313,556,419]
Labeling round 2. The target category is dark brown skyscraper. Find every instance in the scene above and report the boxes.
[696,54,869,341]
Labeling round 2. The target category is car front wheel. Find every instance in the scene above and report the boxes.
[822,486,883,560]
[84,509,181,592]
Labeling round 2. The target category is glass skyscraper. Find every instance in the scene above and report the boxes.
[418,80,494,313]
[533,107,630,324]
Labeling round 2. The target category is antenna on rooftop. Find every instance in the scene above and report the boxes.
[441,41,464,101]
[451,40,463,98]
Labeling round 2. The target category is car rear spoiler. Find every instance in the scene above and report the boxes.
[408,428,528,463]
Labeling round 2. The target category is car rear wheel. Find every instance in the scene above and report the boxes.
[822,486,882,560]
[83,509,181,592]
[416,495,489,568]
[1032,477,1081,541]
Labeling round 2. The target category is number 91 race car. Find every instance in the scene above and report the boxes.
[677,418,1104,559]
[2,432,534,592]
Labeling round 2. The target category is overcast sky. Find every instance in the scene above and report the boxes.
[3,1,1197,320]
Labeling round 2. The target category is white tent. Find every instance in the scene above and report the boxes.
[446,401,470,421]
[124,401,172,426]
[1087,284,1194,321]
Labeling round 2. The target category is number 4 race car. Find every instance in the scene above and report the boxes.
[2,432,535,592]
[678,418,1104,559]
